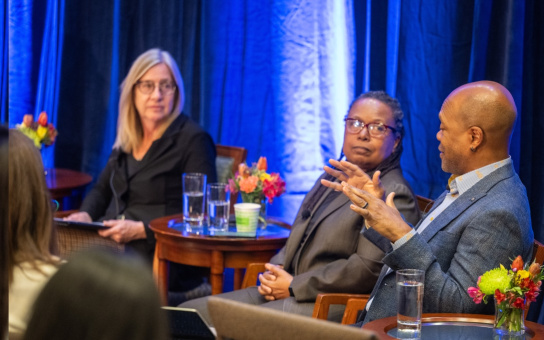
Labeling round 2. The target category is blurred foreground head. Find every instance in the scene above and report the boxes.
[8,129,58,282]
[23,250,168,340]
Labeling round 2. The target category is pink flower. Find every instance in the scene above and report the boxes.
[227,178,238,193]
[239,175,259,194]
[263,173,286,203]
[468,287,484,304]
[526,289,539,303]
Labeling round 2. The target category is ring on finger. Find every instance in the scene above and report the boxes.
[362,201,369,209]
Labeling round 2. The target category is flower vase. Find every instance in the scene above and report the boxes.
[258,197,268,229]
[494,298,525,337]
[240,193,268,229]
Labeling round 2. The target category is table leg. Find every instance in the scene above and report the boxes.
[233,268,244,290]
[153,245,168,305]
[210,250,224,295]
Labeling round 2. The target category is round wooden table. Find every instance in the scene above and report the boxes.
[46,168,93,210]
[363,314,544,339]
[149,214,290,302]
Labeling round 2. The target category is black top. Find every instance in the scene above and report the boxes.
[80,113,217,260]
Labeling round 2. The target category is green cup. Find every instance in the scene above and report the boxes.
[234,203,261,233]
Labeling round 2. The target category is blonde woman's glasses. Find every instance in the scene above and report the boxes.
[135,81,176,95]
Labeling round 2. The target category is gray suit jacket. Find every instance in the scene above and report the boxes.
[270,168,421,301]
[363,163,534,322]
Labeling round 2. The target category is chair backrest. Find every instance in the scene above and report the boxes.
[532,239,544,266]
[216,144,247,213]
[208,297,378,340]
[216,144,247,183]
[416,195,434,213]
[54,211,125,259]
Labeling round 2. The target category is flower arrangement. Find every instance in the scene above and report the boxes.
[227,157,286,204]
[16,112,58,149]
[467,255,543,335]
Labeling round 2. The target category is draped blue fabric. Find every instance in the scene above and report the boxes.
[8,0,64,167]
[201,0,355,219]
[5,0,544,321]
[1,1,7,124]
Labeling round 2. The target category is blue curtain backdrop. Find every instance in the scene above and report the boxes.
[7,0,64,167]
[5,0,544,321]
[1,0,7,124]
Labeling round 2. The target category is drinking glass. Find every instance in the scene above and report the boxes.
[207,183,230,231]
[182,173,207,227]
[396,269,425,339]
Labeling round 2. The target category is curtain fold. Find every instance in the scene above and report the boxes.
[35,0,65,168]
[1,0,7,124]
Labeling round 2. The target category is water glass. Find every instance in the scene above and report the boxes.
[396,269,425,339]
[207,183,230,231]
[182,173,207,226]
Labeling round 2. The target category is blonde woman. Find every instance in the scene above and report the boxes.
[66,49,216,295]
[8,129,61,335]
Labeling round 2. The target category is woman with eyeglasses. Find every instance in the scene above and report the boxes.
[323,91,422,226]
[179,91,420,325]
[65,49,217,300]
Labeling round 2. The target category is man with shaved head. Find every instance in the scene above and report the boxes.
[324,81,534,323]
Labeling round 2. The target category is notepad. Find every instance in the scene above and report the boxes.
[54,218,109,230]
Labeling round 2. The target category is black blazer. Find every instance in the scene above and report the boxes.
[80,113,217,259]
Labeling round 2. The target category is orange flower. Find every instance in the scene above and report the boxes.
[238,163,250,178]
[22,114,34,127]
[37,111,48,127]
[239,176,259,193]
[511,255,524,272]
[529,262,541,277]
[257,157,268,171]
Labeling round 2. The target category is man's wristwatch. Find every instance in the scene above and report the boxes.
[288,286,295,297]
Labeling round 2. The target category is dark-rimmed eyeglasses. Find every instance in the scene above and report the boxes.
[344,118,396,137]
[135,81,176,95]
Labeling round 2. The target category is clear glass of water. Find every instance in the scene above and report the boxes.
[182,173,207,227]
[207,183,230,231]
[396,269,425,339]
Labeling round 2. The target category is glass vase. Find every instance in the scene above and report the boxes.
[494,297,525,337]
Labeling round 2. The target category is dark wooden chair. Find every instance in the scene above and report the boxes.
[216,144,248,213]
[416,194,434,213]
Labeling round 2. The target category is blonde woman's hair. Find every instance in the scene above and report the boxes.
[113,48,185,153]
[8,129,59,283]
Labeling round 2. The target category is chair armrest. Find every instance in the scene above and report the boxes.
[241,263,267,289]
[54,209,79,219]
[343,297,369,324]
[312,293,370,324]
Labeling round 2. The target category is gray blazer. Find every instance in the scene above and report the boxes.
[271,168,421,301]
[363,163,534,322]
